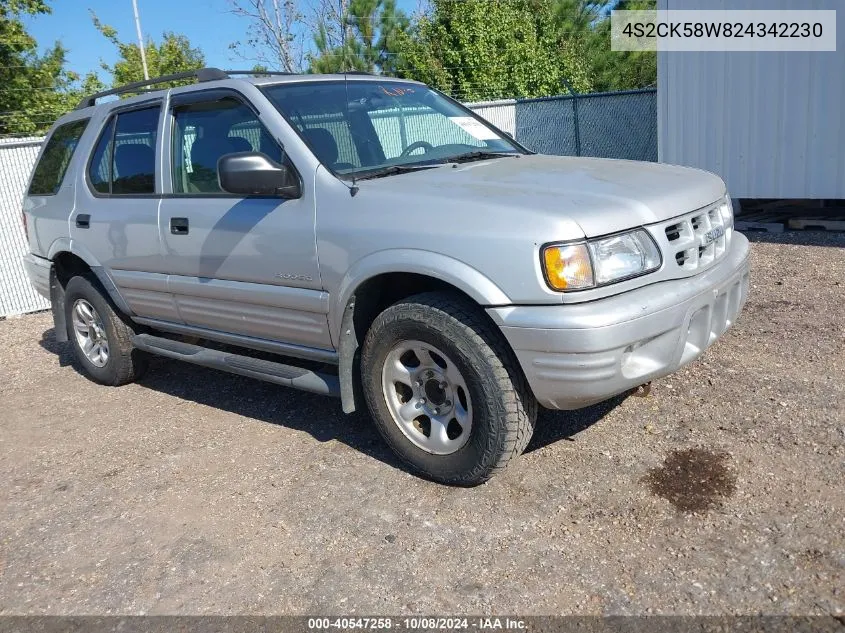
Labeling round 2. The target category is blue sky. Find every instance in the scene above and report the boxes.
[26,0,236,76]
[25,0,418,79]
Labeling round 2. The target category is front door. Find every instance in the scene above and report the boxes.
[158,90,331,351]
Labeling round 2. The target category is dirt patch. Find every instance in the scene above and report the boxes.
[645,448,737,513]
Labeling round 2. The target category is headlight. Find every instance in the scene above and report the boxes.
[542,229,661,292]
[720,194,734,228]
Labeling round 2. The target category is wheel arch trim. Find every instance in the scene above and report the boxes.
[330,249,511,344]
[332,250,512,415]
[48,239,134,317]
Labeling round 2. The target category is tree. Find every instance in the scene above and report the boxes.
[0,0,81,135]
[554,0,656,91]
[393,0,592,102]
[309,0,351,54]
[227,0,408,75]
[91,12,206,87]
[228,0,308,73]
[309,0,409,73]
[553,0,606,37]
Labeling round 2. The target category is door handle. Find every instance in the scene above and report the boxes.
[170,217,189,235]
[75,214,90,229]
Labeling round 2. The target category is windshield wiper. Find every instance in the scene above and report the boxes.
[352,151,519,181]
[444,151,521,164]
[353,163,443,181]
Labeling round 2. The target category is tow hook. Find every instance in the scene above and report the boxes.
[633,382,652,397]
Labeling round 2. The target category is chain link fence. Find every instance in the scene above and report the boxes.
[466,88,657,161]
[0,88,657,317]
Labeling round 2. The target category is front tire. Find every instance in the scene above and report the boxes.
[361,292,536,486]
[63,275,147,386]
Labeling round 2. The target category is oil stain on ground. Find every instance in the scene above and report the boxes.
[646,448,737,513]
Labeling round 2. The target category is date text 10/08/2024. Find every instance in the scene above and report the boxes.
[307,618,527,630]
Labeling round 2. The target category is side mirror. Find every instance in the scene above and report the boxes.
[218,152,300,198]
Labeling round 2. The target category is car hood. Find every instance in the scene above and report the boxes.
[361,154,727,237]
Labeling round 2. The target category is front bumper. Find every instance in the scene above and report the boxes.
[488,233,751,410]
[22,253,52,300]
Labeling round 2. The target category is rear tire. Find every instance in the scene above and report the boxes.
[63,275,147,386]
[361,292,536,486]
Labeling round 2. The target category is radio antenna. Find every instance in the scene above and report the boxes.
[343,71,359,197]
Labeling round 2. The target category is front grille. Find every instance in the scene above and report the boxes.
[658,203,729,274]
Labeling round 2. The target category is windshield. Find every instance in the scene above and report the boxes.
[262,80,523,177]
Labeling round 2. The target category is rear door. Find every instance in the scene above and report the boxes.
[157,89,330,350]
[71,102,178,322]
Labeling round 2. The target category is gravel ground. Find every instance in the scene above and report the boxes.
[0,232,843,616]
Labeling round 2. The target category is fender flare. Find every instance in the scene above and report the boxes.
[47,238,134,317]
[332,250,511,414]
[329,249,511,344]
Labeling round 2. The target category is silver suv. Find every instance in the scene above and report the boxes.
[22,68,750,485]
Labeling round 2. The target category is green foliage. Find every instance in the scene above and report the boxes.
[554,0,606,37]
[387,0,655,99]
[91,12,206,87]
[0,0,81,135]
[0,1,207,136]
[554,0,656,91]
[392,0,592,101]
[0,0,655,137]
[310,0,409,74]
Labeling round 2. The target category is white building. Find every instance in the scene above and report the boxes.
[658,0,845,199]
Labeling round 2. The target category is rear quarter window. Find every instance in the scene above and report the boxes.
[28,119,90,196]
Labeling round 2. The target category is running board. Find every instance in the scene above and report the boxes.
[131,333,340,397]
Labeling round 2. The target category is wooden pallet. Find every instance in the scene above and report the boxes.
[735,219,785,233]
[736,200,845,233]
[787,217,845,231]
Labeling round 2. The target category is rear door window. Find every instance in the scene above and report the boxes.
[28,119,90,195]
[87,106,161,195]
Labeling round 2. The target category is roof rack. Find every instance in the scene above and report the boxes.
[75,67,296,110]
